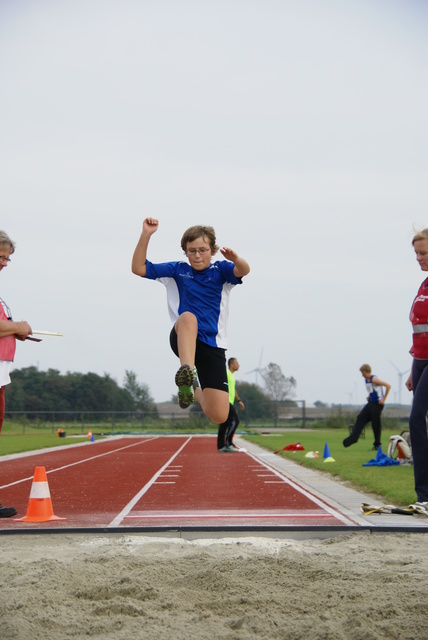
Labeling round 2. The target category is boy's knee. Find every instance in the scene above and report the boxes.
[218,408,230,424]
[203,398,229,425]
[177,312,198,328]
[209,410,229,425]
[211,403,230,425]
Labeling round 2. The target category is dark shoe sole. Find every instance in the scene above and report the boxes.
[175,365,194,408]
[178,389,194,409]
[175,365,194,387]
[0,506,17,518]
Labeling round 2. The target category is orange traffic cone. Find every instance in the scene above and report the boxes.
[14,466,66,523]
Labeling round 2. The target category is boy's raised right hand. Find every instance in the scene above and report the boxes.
[132,218,159,277]
[143,218,159,235]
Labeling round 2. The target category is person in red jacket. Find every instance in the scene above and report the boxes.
[0,230,32,517]
[405,228,428,514]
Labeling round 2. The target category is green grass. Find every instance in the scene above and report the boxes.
[1,416,218,437]
[0,419,97,454]
[0,433,90,455]
[243,428,417,507]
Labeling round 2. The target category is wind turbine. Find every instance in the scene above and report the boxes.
[389,361,410,405]
[343,391,353,405]
[343,381,358,406]
[245,347,264,386]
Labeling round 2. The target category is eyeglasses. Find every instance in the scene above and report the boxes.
[0,256,11,263]
[186,248,210,256]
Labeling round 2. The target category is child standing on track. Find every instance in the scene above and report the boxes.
[132,217,250,425]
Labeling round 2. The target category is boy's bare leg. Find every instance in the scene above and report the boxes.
[174,312,198,408]
[175,312,197,368]
[175,313,229,422]
[195,388,229,424]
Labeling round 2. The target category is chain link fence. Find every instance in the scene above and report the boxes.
[4,401,410,434]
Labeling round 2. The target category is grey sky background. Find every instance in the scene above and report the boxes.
[1,0,427,407]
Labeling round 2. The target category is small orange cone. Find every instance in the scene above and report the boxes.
[14,466,66,523]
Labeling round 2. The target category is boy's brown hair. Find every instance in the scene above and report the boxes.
[360,364,372,374]
[181,225,219,254]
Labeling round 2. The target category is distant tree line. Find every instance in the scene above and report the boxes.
[5,367,158,417]
[5,361,297,422]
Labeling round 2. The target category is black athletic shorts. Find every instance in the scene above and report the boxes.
[169,327,227,392]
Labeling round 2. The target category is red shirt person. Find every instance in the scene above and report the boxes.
[405,229,428,514]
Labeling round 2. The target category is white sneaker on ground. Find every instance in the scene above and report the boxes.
[409,501,428,515]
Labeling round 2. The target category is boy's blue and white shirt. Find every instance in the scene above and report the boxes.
[145,260,242,349]
[365,375,384,403]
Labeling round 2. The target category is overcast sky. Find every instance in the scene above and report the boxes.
[1,0,427,407]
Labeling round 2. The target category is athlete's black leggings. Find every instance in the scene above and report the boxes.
[349,402,383,448]
[217,403,240,449]
[409,358,428,502]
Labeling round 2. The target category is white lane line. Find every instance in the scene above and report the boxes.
[108,436,192,527]
[242,449,357,527]
[0,437,160,490]
[125,513,334,520]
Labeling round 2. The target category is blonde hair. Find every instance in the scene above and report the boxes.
[181,225,219,254]
[0,230,15,254]
[360,364,372,374]
[412,228,428,245]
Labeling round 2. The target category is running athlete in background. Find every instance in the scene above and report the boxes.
[405,228,428,514]
[343,364,391,450]
[218,356,245,452]
[132,218,250,424]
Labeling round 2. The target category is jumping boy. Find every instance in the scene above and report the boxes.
[132,218,250,424]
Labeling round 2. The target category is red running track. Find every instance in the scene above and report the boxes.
[0,436,359,532]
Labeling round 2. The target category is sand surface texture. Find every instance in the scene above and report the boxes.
[1,532,427,639]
